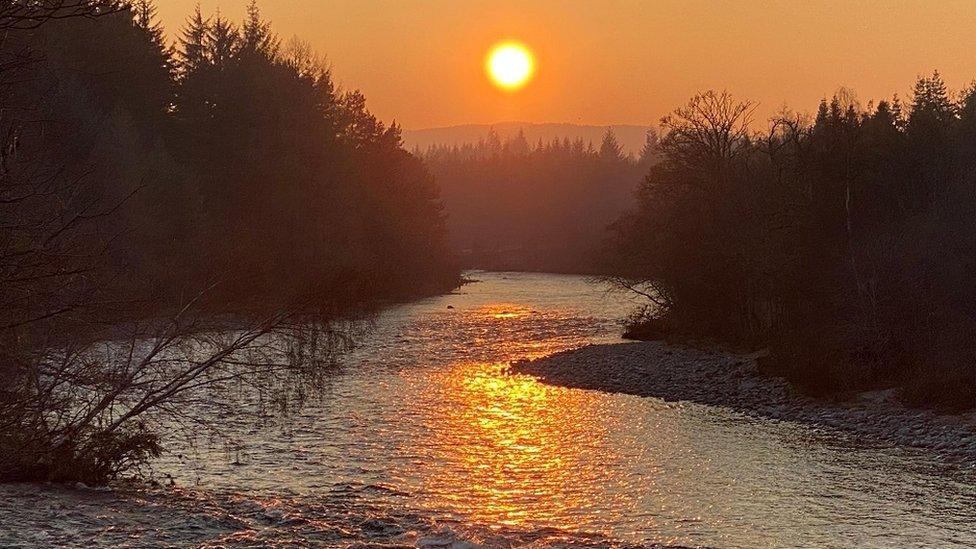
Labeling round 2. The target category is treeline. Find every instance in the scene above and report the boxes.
[0,1,457,483]
[421,129,653,273]
[3,0,457,320]
[608,77,976,409]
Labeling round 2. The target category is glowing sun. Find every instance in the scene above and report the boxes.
[486,41,535,91]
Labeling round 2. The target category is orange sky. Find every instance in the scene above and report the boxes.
[158,1,976,130]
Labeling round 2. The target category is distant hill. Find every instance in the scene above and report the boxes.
[403,122,653,156]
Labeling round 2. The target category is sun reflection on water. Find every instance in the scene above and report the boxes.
[40,273,976,548]
[421,361,619,530]
[396,295,682,541]
[481,303,534,320]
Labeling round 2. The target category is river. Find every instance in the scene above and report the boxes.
[2,271,975,548]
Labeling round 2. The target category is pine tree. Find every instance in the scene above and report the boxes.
[829,95,843,123]
[131,1,173,82]
[508,129,529,156]
[485,128,502,157]
[178,5,210,74]
[599,128,624,162]
[815,99,830,127]
[381,120,403,150]
[873,99,895,128]
[241,0,278,59]
[133,0,163,40]
[571,138,585,157]
[638,128,659,169]
[890,94,906,129]
[910,70,955,128]
[208,10,239,70]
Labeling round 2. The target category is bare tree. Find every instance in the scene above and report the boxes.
[659,90,756,173]
[0,1,124,31]
[603,91,757,317]
[0,297,365,482]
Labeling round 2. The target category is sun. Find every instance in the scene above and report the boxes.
[486,41,535,91]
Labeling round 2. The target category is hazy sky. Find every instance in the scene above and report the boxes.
[158,1,976,130]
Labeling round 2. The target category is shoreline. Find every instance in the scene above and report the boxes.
[512,341,976,461]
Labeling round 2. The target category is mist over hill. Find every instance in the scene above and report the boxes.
[403,122,653,156]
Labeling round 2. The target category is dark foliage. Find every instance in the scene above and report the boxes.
[4,0,457,312]
[421,128,652,273]
[608,82,976,409]
[0,1,458,483]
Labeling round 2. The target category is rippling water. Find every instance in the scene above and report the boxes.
[4,271,976,547]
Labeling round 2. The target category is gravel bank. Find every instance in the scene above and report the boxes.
[513,341,976,461]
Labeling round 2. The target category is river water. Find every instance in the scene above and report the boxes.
[2,271,975,548]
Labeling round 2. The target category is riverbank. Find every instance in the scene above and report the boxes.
[513,341,976,461]
[4,273,976,548]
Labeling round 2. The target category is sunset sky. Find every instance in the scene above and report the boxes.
[158,1,976,130]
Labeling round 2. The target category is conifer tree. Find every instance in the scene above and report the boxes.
[508,129,530,156]
[177,6,210,74]
[131,1,173,97]
[599,128,624,162]
[890,94,906,129]
[208,10,239,70]
[241,0,278,59]
[134,1,161,39]
[909,71,955,129]
[638,129,659,169]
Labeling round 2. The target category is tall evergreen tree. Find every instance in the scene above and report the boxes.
[637,129,660,169]
[177,6,210,74]
[207,10,239,70]
[507,129,530,156]
[241,0,278,59]
[909,70,955,128]
[599,128,624,162]
[133,0,163,41]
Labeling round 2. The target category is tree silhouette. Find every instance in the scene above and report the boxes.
[599,128,625,162]
[423,130,641,272]
[608,80,976,408]
[0,1,459,482]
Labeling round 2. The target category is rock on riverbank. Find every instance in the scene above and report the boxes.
[513,341,976,461]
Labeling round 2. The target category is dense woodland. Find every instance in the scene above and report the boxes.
[3,0,975,485]
[422,129,653,272]
[0,1,457,482]
[608,80,976,409]
[27,1,455,307]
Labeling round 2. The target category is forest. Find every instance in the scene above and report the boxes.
[3,0,975,489]
[422,129,653,273]
[0,1,457,482]
[607,80,976,409]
